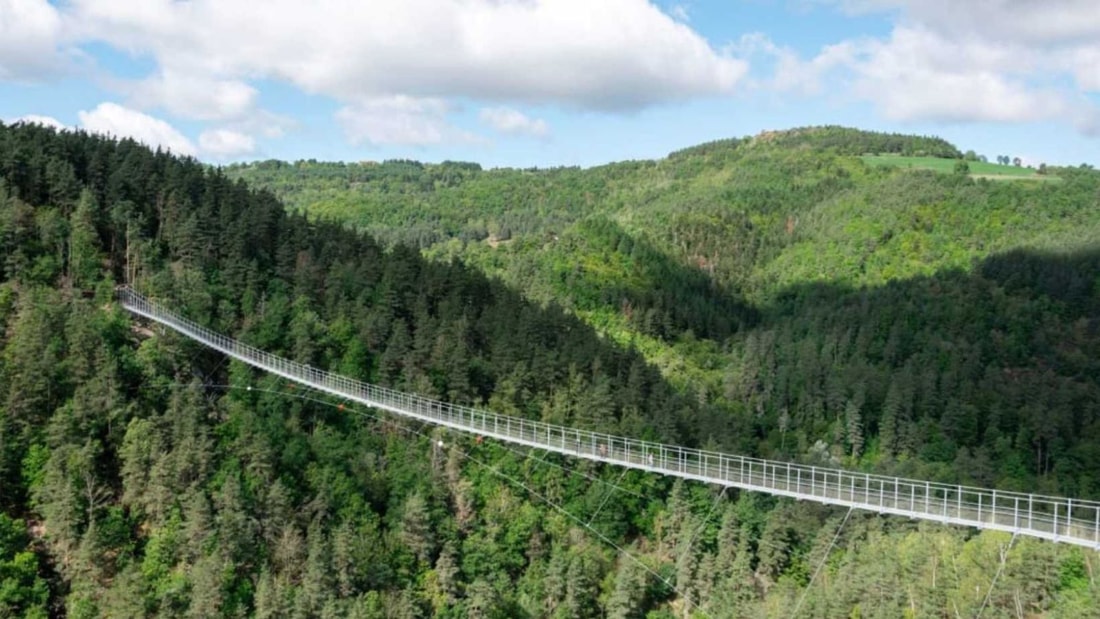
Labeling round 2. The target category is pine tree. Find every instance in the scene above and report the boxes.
[606,552,648,619]
[185,553,226,618]
[379,319,412,386]
[879,380,902,456]
[400,491,436,565]
[294,525,334,618]
[845,398,864,459]
[68,189,103,288]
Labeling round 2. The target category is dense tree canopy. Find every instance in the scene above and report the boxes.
[2,121,1099,617]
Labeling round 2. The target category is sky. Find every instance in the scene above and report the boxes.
[1,0,1098,168]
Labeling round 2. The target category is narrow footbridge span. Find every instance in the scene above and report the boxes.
[119,288,1100,550]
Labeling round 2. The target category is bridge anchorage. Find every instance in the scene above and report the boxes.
[118,287,1100,551]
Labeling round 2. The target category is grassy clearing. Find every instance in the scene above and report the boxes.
[861,155,1059,180]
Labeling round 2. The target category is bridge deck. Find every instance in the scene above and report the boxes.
[118,288,1100,550]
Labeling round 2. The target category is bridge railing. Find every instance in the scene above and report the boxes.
[118,288,1100,550]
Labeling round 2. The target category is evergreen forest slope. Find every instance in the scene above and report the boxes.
[0,122,1098,617]
[228,126,1100,493]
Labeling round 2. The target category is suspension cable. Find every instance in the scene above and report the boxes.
[235,381,714,619]
[975,533,1017,619]
[792,506,854,619]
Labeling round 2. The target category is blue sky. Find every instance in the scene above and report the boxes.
[1,0,1098,168]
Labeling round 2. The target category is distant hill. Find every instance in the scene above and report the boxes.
[3,122,1098,617]
[227,126,1100,494]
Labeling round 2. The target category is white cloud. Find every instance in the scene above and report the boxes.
[854,0,1100,46]
[670,3,690,22]
[5,0,746,152]
[1076,107,1100,137]
[479,107,549,137]
[12,114,66,130]
[0,0,65,80]
[1069,47,1100,91]
[131,70,258,121]
[732,33,854,96]
[847,27,1069,123]
[62,0,745,110]
[198,128,256,158]
[233,110,296,140]
[336,96,479,146]
[78,102,196,156]
[773,2,1100,135]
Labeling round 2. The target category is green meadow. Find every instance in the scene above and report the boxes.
[861,154,1059,179]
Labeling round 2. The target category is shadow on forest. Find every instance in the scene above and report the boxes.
[550,217,759,341]
[511,207,1099,495]
[735,246,1100,495]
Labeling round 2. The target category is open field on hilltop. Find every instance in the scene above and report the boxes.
[861,155,1061,180]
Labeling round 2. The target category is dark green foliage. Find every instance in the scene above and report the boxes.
[2,121,1099,618]
[753,126,962,157]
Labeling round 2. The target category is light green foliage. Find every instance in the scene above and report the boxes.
[861,154,1059,179]
[2,121,1100,618]
[0,514,48,618]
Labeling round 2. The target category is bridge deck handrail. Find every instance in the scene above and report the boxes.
[117,288,1100,550]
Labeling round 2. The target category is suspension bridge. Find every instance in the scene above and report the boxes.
[119,287,1100,550]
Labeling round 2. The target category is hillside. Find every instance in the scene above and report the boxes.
[228,126,1100,488]
[2,122,1099,617]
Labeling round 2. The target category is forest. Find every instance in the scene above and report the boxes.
[2,121,1099,617]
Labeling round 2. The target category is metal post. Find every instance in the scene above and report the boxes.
[1054,502,1059,539]
[1067,499,1072,538]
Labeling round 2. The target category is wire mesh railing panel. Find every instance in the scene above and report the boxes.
[117,288,1100,550]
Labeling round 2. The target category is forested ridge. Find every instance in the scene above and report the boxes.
[1,121,1099,617]
[229,125,1100,494]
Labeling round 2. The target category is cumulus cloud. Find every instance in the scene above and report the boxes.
[0,0,65,80]
[4,0,746,151]
[78,102,196,156]
[732,33,854,96]
[839,0,1100,45]
[1076,107,1100,137]
[1069,47,1100,91]
[847,27,1070,123]
[336,96,479,146]
[13,114,66,130]
[61,0,745,110]
[131,70,259,121]
[775,1,1100,134]
[479,107,549,137]
[198,128,256,158]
